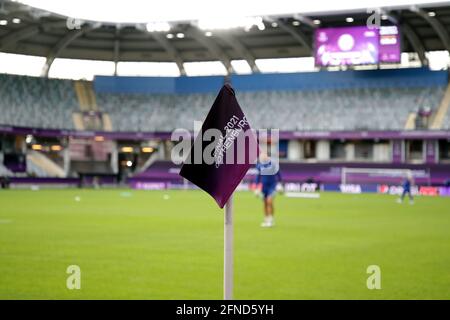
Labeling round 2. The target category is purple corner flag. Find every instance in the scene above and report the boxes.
[179,84,258,208]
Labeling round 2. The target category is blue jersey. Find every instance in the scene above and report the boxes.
[402,179,411,191]
[255,161,282,188]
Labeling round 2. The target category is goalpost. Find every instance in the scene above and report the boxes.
[340,167,422,185]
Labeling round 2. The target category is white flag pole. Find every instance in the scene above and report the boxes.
[224,194,234,300]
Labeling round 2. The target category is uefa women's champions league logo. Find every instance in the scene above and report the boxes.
[213,115,250,168]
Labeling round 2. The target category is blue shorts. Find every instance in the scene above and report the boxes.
[262,184,277,199]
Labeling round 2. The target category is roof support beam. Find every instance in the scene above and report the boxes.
[401,22,428,66]
[113,39,120,76]
[41,26,94,77]
[215,33,259,73]
[113,27,120,76]
[151,33,186,76]
[186,26,235,75]
[411,6,450,52]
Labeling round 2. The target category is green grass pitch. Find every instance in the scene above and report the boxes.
[0,189,449,299]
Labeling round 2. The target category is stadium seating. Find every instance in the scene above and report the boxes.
[96,92,215,131]
[0,74,78,129]
[98,86,445,131]
[0,73,447,131]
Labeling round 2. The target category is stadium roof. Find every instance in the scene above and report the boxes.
[11,0,447,23]
[0,0,450,76]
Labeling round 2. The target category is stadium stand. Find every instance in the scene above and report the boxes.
[96,92,215,131]
[0,69,448,131]
[430,83,450,129]
[98,86,445,131]
[0,74,78,129]
[240,87,445,131]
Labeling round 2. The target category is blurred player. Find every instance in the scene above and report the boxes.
[254,152,283,227]
[397,170,414,204]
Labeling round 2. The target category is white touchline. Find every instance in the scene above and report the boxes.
[285,192,321,199]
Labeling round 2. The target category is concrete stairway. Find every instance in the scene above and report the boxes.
[404,112,417,130]
[73,80,114,131]
[27,151,65,178]
[74,81,98,112]
[430,83,450,129]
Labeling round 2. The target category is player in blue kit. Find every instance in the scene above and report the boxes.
[397,171,414,204]
[254,152,283,227]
